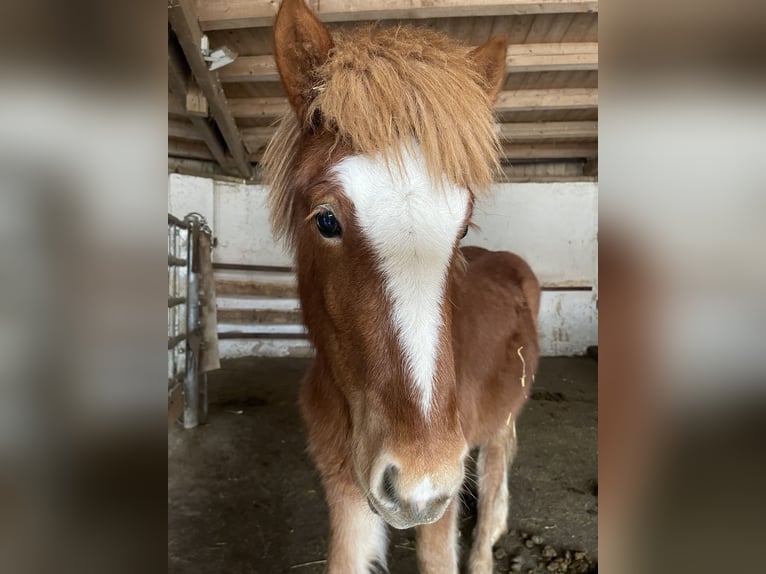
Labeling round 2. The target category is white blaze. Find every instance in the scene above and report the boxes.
[333,145,469,418]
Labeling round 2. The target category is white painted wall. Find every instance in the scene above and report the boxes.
[168,174,598,356]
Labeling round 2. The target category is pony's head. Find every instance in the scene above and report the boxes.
[265,0,506,529]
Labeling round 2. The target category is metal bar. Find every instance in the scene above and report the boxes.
[168,296,187,308]
[168,213,189,229]
[183,224,201,429]
[168,255,187,267]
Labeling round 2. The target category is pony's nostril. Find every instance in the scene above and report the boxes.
[380,464,400,507]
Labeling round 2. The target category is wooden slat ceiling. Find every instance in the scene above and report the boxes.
[168,0,598,181]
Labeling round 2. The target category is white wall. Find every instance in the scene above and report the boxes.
[168,174,598,357]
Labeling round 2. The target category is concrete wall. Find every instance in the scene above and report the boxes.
[168,174,598,357]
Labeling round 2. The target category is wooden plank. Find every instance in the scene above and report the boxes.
[242,126,276,149]
[168,157,236,180]
[498,159,585,178]
[169,0,253,178]
[231,88,597,120]
[185,85,209,117]
[242,120,597,148]
[248,139,597,162]
[213,262,294,273]
[499,175,596,183]
[218,308,304,324]
[495,88,597,112]
[215,277,593,300]
[505,42,597,73]
[218,43,597,83]
[196,0,598,31]
[498,120,597,140]
[169,139,215,161]
[219,55,279,83]
[216,279,298,298]
[168,92,187,116]
[218,331,308,340]
[168,118,203,140]
[229,97,290,118]
[501,141,597,159]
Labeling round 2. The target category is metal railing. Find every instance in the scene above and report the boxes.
[168,212,213,429]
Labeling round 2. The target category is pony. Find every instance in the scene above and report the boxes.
[263,1,540,572]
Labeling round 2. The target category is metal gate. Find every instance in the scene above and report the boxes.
[168,212,215,429]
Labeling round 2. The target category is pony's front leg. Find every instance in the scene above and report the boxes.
[324,478,389,573]
[468,421,518,574]
[415,499,459,574]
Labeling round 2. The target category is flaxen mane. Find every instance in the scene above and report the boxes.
[263,25,501,249]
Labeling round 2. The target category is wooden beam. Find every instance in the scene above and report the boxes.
[169,0,253,178]
[241,126,276,151]
[169,157,251,183]
[501,142,598,160]
[216,279,298,298]
[242,121,597,151]
[169,139,215,161]
[219,43,598,84]
[497,121,597,141]
[229,97,290,118]
[217,308,304,324]
[168,38,235,171]
[168,92,187,116]
[247,141,597,161]
[504,42,597,73]
[196,0,598,31]
[498,159,585,179]
[494,88,598,113]
[230,88,598,120]
[219,55,279,83]
[168,118,203,140]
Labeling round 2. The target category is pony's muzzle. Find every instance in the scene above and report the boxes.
[368,463,454,529]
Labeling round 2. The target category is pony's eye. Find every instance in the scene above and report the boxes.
[316,209,342,239]
[460,226,468,239]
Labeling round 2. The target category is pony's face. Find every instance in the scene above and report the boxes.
[270,0,507,529]
[294,141,472,528]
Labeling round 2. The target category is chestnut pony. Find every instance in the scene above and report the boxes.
[263,1,540,572]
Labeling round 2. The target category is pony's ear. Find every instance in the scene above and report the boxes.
[273,0,333,120]
[468,35,508,103]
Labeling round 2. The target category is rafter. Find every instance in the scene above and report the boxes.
[168,38,233,170]
[168,0,252,178]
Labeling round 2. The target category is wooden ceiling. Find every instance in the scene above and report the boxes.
[168,0,598,182]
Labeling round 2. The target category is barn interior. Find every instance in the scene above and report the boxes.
[167,1,598,572]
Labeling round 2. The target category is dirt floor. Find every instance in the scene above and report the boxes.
[168,357,597,574]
